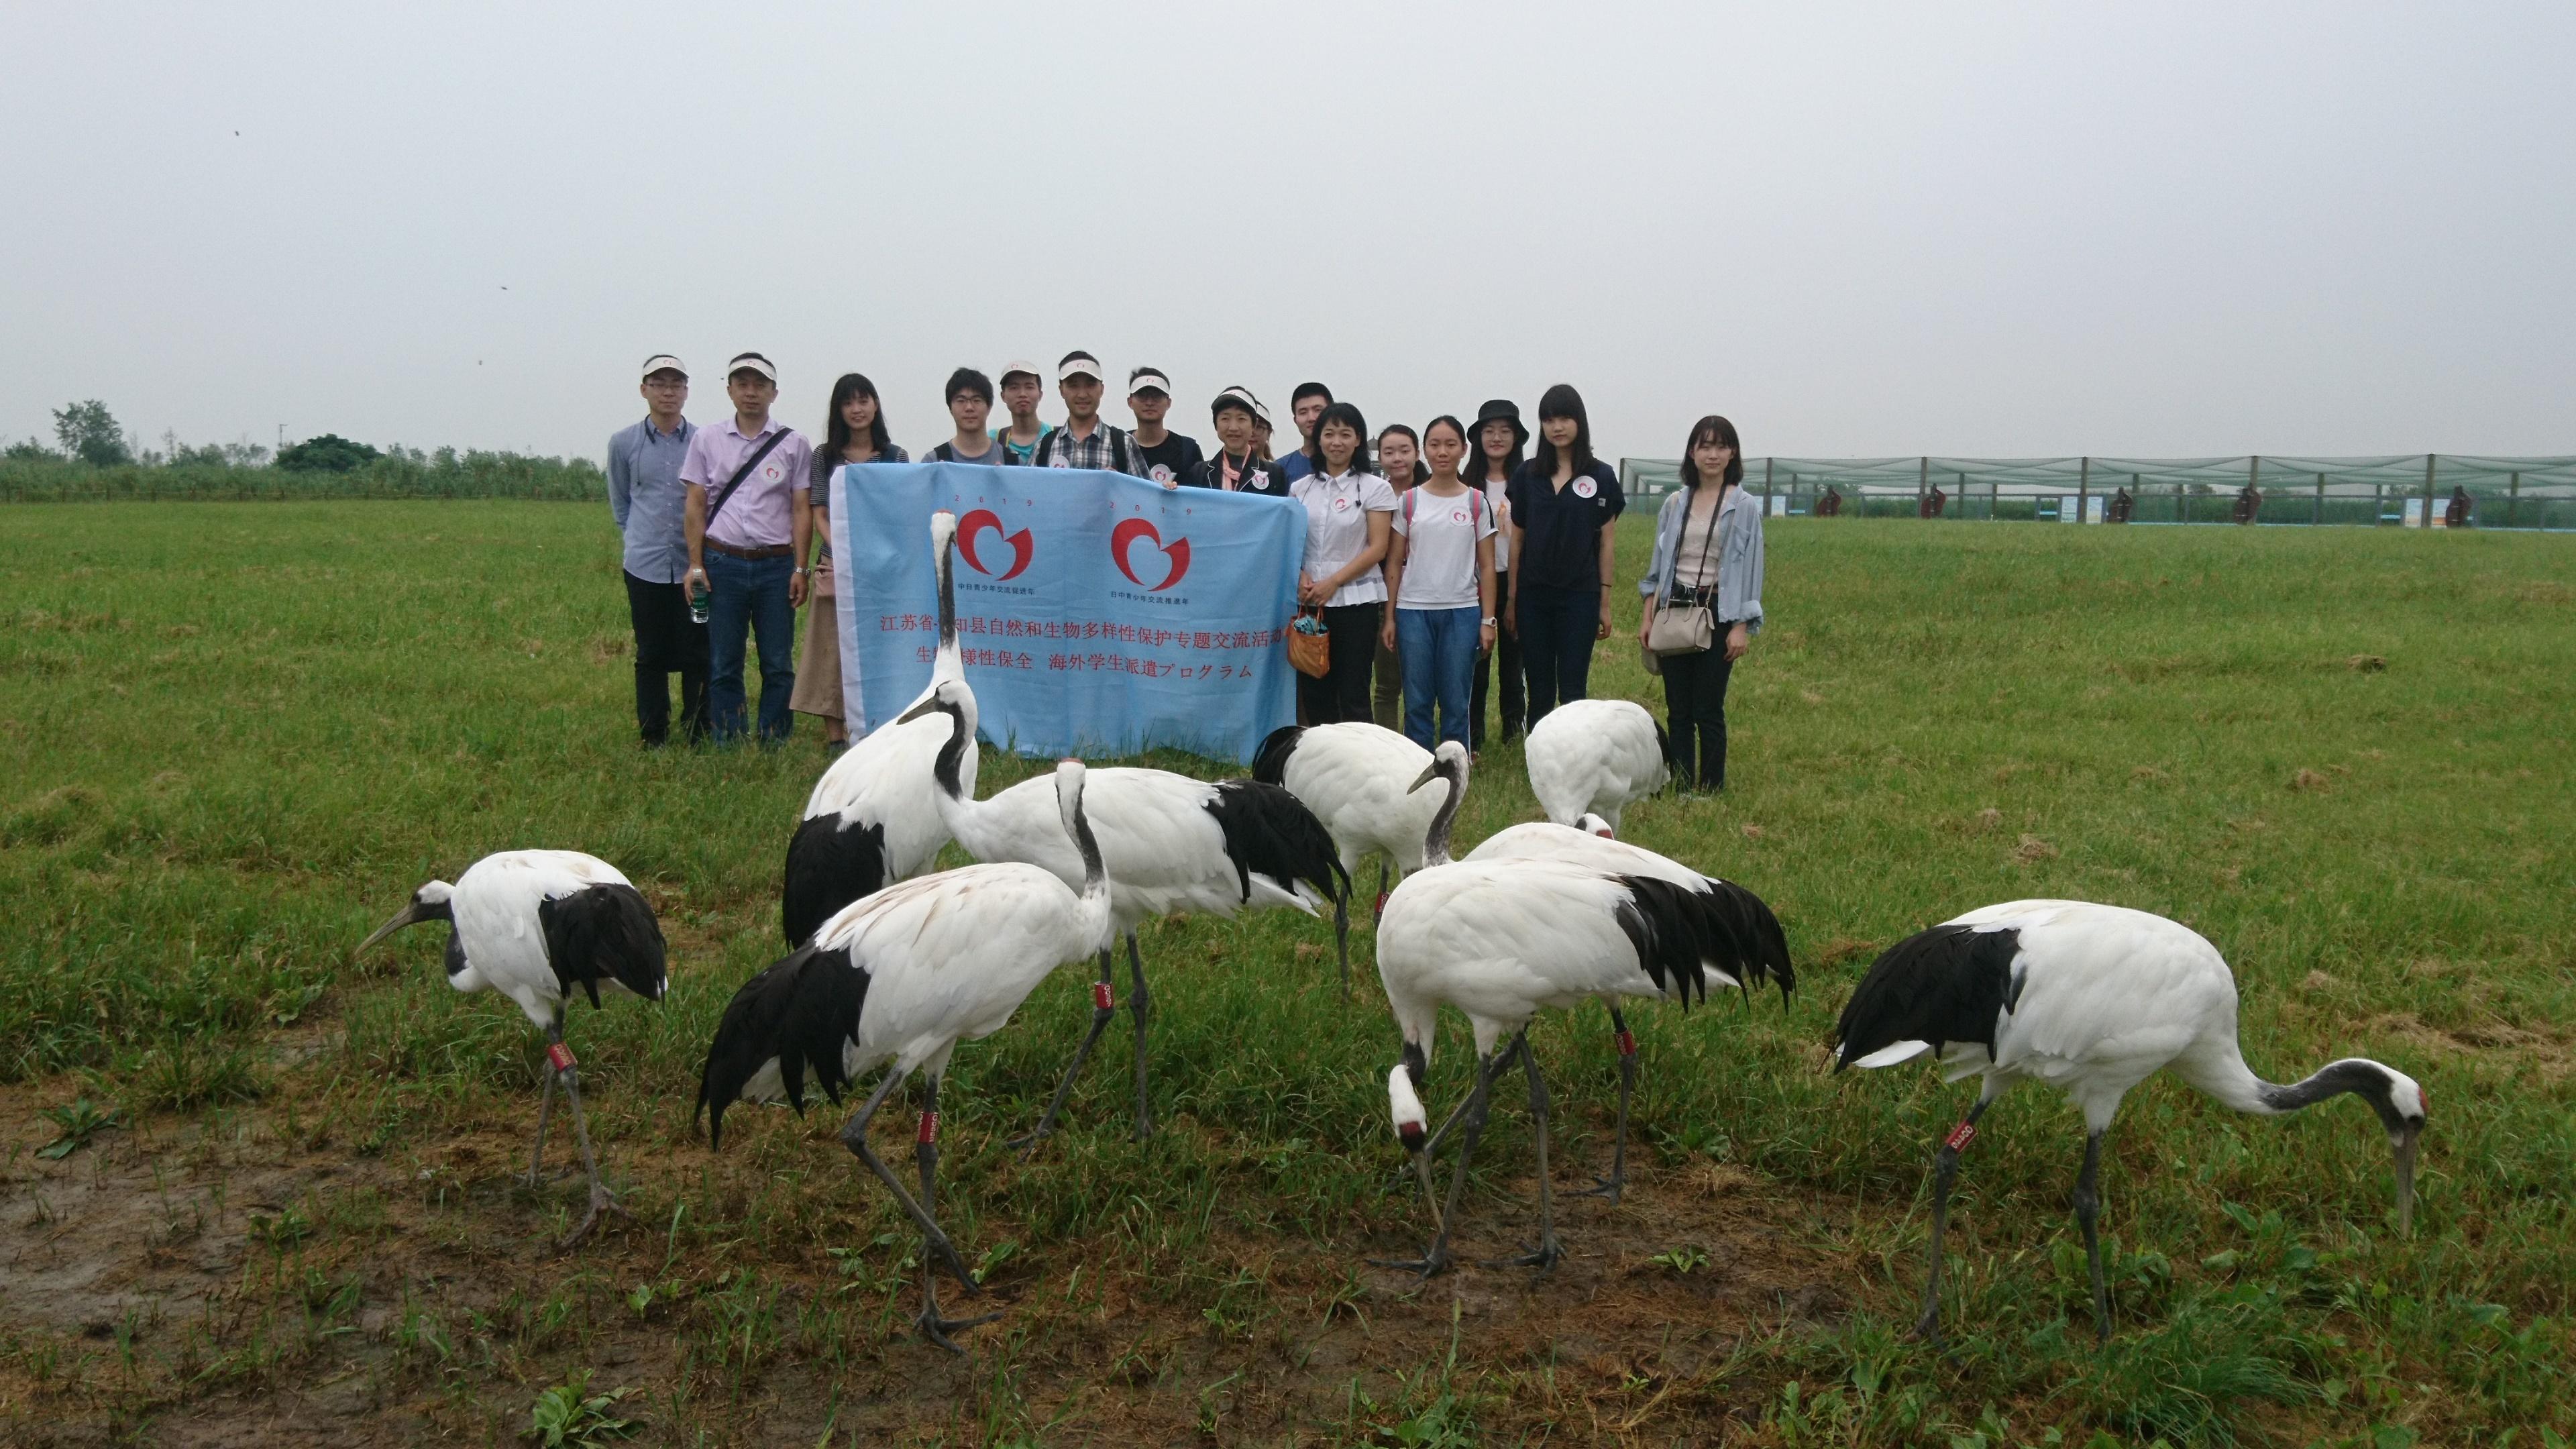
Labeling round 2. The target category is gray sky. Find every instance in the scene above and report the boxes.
[5,2,2571,464]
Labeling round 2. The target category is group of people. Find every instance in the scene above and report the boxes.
[604,352,1766,794]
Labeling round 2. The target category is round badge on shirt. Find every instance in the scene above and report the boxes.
[1452,509,1468,523]
[1333,496,1351,511]
[765,464,782,480]
[1573,476,1597,498]
[1150,465,1174,483]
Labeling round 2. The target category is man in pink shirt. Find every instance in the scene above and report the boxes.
[681,352,813,745]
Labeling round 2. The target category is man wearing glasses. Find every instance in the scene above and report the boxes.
[606,354,706,746]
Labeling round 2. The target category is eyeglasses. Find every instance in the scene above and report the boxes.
[643,377,687,388]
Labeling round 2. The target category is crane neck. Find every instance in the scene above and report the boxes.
[2197,1049,2407,1132]
[931,527,962,682]
[1422,767,1465,866]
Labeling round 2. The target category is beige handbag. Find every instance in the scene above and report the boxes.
[1288,607,1333,679]
[1646,498,1721,655]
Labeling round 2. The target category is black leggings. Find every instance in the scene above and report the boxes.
[1660,641,1736,790]
[624,570,709,745]
[1516,582,1599,727]
[1470,568,1523,747]
[1297,602,1383,724]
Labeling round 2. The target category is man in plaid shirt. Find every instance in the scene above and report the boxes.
[1033,351,1150,475]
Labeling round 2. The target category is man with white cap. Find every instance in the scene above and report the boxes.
[606,354,705,746]
[1126,366,1203,488]
[1032,351,1148,474]
[680,352,814,746]
[994,360,1051,466]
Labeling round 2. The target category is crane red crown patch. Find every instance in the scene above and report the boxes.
[1093,981,1115,1012]
[546,1043,577,1073]
[917,1112,939,1144]
[1943,1121,1977,1152]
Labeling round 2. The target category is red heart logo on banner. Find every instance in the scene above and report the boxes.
[1110,517,1191,592]
[957,508,1034,580]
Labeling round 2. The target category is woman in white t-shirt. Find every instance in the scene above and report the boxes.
[1289,402,1398,724]
[1379,415,1498,751]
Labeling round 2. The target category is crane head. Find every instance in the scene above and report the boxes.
[1576,813,1615,839]
[358,879,454,953]
[2377,1066,2428,1239]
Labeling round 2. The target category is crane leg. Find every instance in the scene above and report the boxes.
[1578,1006,1638,1202]
[1333,892,1351,1000]
[1372,1043,1511,1279]
[1490,1031,1563,1272]
[839,1065,979,1294]
[521,1050,559,1187]
[2073,1129,2110,1345]
[912,1075,1002,1354]
[1373,858,1389,917]
[1013,949,1120,1156]
[553,1020,628,1249]
[1126,931,1154,1142]
[1381,1036,1523,1195]
[1911,1096,1994,1342]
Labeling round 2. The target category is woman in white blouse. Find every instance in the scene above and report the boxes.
[1379,415,1497,750]
[1289,402,1397,724]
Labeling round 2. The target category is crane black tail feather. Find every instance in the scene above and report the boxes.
[1832,924,2021,1071]
[781,814,889,947]
[1611,874,1788,1006]
[1248,724,1304,787]
[696,945,868,1149]
[1207,779,1350,907]
[537,884,668,1008]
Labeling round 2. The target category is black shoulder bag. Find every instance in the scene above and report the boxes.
[703,429,793,531]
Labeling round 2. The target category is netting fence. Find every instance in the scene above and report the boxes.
[1615,455,2576,530]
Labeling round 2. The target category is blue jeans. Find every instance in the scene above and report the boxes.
[704,550,796,745]
[1397,606,1480,750]
[1515,581,1599,727]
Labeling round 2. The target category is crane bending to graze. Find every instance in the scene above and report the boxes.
[782,511,970,947]
[1461,816,1792,1200]
[696,761,1117,1353]
[1251,721,1449,992]
[896,678,1347,1146]
[1833,899,2429,1344]
[1523,698,1670,830]
[359,851,667,1247]
[1372,749,1786,1274]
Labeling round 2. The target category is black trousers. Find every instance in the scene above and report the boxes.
[1297,602,1382,725]
[624,570,709,745]
[1515,581,1599,727]
[1470,568,1523,749]
[1661,642,1736,790]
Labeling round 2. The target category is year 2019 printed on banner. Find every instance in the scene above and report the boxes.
[830,464,1309,765]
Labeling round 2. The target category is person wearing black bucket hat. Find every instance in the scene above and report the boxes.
[1467,398,1529,747]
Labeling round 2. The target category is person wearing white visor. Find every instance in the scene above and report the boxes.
[1032,352,1148,476]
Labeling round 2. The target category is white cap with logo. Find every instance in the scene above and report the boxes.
[727,352,777,383]
[640,354,688,380]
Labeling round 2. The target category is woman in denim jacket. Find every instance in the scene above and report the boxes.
[1635,416,1764,792]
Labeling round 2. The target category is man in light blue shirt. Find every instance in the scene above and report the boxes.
[606,354,706,745]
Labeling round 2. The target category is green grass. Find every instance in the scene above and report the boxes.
[1,501,2570,1445]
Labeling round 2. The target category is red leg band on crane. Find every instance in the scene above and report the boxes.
[917,1112,939,1144]
[1615,1030,1637,1057]
[546,1042,577,1073]
[1943,1121,1977,1152]
[1092,981,1115,1012]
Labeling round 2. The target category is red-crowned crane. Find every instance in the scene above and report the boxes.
[358,850,667,1247]
[1523,698,1669,830]
[1833,899,2430,1344]
[782,511,971,946]
[896,679,1346,1146]
[696,761,1116,1353]
[1251,721,1447,991]
[1460,816,1792,1199]
[1371,751,1788,1275]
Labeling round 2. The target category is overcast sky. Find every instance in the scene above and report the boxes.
[4,2,2571,464]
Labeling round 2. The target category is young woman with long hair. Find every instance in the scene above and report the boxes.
[1466,398,1527,748]
[1502,384,1623,726]
[1368,423,1426,730]
[1379,415,1496,750]
[1289,402,1396,724]
[793,373,908,749]
[1636,415,1764,792]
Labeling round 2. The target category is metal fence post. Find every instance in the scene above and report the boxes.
[2508,470,2520,529]
[2422,453,2436,529]
[1918,456,1928,515]
[2314,473,2324,525]
[2078,456,2090,523]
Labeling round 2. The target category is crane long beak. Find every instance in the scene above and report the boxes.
[357,902,426,954]
[1405,762,1440,794]
[894,696,938,726]
[2392,1122,2420,1239]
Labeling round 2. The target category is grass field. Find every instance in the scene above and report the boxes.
[1,501,2570,1447]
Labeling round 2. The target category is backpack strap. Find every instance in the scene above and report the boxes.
[1112,428,1132,474]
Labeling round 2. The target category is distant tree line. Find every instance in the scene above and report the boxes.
[2,400,605,502]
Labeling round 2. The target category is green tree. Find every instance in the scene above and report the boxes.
[52,400,130,466]
[274,433,381,473]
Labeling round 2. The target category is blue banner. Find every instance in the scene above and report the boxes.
[831,463,1307,765]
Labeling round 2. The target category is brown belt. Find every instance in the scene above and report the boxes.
[705,539,794,561]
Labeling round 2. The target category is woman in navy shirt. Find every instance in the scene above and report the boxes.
[1503,384,1622,725]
